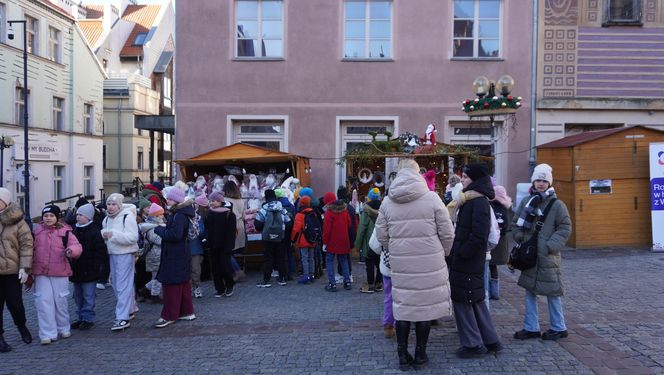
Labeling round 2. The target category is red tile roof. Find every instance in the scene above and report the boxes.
[84,4,104,19]
[120,5,162,58]
[78,20,104,48]
[537,126,659,148]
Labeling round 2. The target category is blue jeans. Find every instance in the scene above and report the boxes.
[73,282,97,323]
[524,289,567,332]
[299,247,314,277]
[230,255,240,272]
[326,253,350,285]
[483,260,490,309]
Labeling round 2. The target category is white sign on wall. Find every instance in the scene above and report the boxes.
[15,143,61,161]
[649,142,664,252]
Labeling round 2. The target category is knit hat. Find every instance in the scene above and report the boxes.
[463,163,490,181]
[299,187,313,198]
[166,188,186,203]
[195,194,209,207]
[492,185,513,209]
[209,191,224,203]
[106,193,125,206]
[76,203,95,221]
[531,163,553,185]
[274,188,286,198]
[264,189,277,201]
[151,181,164,191]
[148,203,164,217]
[138,197,151,212]
[42,204,61,218]
[299,196,311,208]
[323,192,337,206]
[0,187,12,206]
[367,188,381,202]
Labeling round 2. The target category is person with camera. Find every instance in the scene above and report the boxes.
[510,164,571,341]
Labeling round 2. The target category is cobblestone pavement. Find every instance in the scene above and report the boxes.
[2,248,663,374]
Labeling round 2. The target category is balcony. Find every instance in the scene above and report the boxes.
[104,72,152,96]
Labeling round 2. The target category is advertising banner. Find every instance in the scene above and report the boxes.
[650,143,664,252]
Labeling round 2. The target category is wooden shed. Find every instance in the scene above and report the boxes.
[537,126,664,248]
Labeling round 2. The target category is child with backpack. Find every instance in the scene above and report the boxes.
[291,196,320,284]
[138,203,166,303]
[254,189,291,288]
[354,188,383,294]
[322,192,352,292]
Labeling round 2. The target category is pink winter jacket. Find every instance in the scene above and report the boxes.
[32,223,82,277]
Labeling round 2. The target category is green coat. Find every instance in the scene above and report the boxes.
[509,194,571,297]
[354,204,379,258]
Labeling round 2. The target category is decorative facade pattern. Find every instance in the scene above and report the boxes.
[545,0,579,25]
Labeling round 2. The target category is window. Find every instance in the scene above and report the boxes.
[83,166,94,198]
[83,103,94,134]
[453,0,501,58]
[15,163,25,210]
[137,148,144,170]
[234,120,284,150]
[449,120,500,174]
[338,119,395,188]
[53,166,64,200]
[163,76,172,108]
[0,3,6,44]
[235,0,283,58]
[344,1,392,59]
[52,97,64,131]
[15,87,26,126]
[48,26,61,62]
[604,0,642,24]
[133,32,147,46]
[26,16,38,55]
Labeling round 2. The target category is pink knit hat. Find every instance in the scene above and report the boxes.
[148,203,164,217]
[195,194,209,207]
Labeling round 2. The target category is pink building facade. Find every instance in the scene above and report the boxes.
[175,0,534,195]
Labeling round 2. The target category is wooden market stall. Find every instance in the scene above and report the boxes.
[537,126,664,248]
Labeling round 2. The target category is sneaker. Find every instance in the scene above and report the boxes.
[485,342,503,353]
[542,329,568,341]
[214,292,224,298]
[154,318,175,328]
[297,275,310,284]
[350,275,354,283]
[335,274,344,284]
[178,314,196,321]
[78,321,94,331]
[70,320,82,330]
[95,283,105,290]
[325,282,337,292]
[256,281,272,288]
[111,320,130,331]
[40,338,53,345]
[60,331,71,339]
[271,270,279,278]
[456,345,488,358]
[360,283,375,294]
[224,285,235,297]
[193,287,203,299]
[374,282,383,292]
[277,279,287,286]
[513,329,541,340]
[343,282,352,290]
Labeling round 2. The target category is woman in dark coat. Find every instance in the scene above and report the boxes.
[153,188,196,328]
[448,163,502,358]
[205,191,237,298]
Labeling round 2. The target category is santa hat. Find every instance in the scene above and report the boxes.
[426,123,437,134]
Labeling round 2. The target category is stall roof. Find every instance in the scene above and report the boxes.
[538,125,661,148]
[176,143,308,166]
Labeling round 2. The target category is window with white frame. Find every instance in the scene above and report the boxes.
[341,120,393,154]
[53,97,64,131]
[0,3,6,44]
[137,147,144,170]
[235,0,283,58]
[26,15,38,55]
[163,76,172,108]
[605,0,642,23]
[53,165,64,200]
[15,163,25,210]
[15,87,26,126]
[83,165,94,198]
[344,0,392,59]
[453,0,501,58]
[83,103,94,134]
[233,120,284,151]
[48,26,61,63]
[448,120,497,173]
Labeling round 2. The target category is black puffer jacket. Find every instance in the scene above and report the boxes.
[205,205,237,253]
[70,222,108,283]
[449,176,494,304]
[155,201,195,285]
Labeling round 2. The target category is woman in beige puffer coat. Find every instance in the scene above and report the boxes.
[375,159,455,371]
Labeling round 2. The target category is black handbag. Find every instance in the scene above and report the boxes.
[509,199,557,271]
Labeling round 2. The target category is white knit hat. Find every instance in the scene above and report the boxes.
[0,187,12,205]
[106,193,125,206]
[531,164,553,185]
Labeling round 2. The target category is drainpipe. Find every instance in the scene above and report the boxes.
[529,0,539,171]
[69,27,75,198]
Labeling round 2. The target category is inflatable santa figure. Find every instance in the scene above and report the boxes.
[424,123,437,145]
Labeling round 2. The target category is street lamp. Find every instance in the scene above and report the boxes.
[0,136,15,187]
[7,19,31,225]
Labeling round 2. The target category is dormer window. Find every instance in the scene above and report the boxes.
[133,32,147,46]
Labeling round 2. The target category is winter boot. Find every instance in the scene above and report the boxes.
[0,335,10,353]
[18,325,32,344]
[395,320,413,371]
[489,278,500,300]
[413,321,431,369]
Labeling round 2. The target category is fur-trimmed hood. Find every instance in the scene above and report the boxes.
[326,200,347,214]
[0,203,25,226]
[169,199,195,218]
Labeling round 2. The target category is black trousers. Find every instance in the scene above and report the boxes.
[209,249,235,293]
[0,274,27,335]
[365,251,383,285]
[263,241,286,283]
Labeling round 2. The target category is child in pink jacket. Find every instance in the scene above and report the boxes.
[32,205,82,345]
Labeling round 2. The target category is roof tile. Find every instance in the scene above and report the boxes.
[120,5,162,58]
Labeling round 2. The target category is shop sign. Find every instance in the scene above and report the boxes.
[650,143,664,252]
[589,180,612,194]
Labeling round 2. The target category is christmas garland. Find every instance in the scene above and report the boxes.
[462,95,523,114]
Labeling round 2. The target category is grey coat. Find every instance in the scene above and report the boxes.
[509,193,571,297]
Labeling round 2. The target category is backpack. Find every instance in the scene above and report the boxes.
[262,210,284,242]
[302,212,321,244]
[187,213,200,240]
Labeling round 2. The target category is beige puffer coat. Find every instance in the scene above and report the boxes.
[0,203,34,275]
[375,168,455,322]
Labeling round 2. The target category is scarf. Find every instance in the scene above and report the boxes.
[516,187,556,229]
[446,189,484,225]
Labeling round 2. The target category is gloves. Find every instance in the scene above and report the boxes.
[18,268,28,284]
